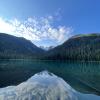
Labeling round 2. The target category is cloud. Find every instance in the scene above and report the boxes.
[0,18,15,34]
[0,16,73,46]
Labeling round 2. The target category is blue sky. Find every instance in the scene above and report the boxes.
[0,0,100,46]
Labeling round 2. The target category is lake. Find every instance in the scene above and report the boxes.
[0,59,100,95]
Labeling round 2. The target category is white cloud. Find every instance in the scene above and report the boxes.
[0,18,15,34]
[0,16,73,46]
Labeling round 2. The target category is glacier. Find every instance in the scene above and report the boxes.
[0,71,100,100]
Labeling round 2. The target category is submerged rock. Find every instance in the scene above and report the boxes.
[0,71,100,100]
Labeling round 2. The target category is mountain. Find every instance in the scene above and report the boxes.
[1,33,100,60]
[0,33,45,59]
[39,46,55,51]
[46,33,100,61]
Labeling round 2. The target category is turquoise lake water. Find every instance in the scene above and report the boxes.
[0,60,100,95]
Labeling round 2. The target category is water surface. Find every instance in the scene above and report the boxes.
[0,59,100,95]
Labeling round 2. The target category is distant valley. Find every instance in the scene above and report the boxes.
[39,46,55,51]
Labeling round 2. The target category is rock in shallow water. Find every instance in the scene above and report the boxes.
[0,71,100,100]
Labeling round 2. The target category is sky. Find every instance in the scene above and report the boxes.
[0,0,100,46]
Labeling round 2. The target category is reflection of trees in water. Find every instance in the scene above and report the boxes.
[41,61,100,95]
[64,61,100,95]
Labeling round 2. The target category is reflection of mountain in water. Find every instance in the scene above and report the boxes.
[0,60,100,95]
[0,71,100,100]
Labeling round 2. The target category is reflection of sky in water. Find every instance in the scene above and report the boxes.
[0,71,100,100]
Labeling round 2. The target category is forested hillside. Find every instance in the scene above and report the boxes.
[0,33,45,59]
[46,33,100,61]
